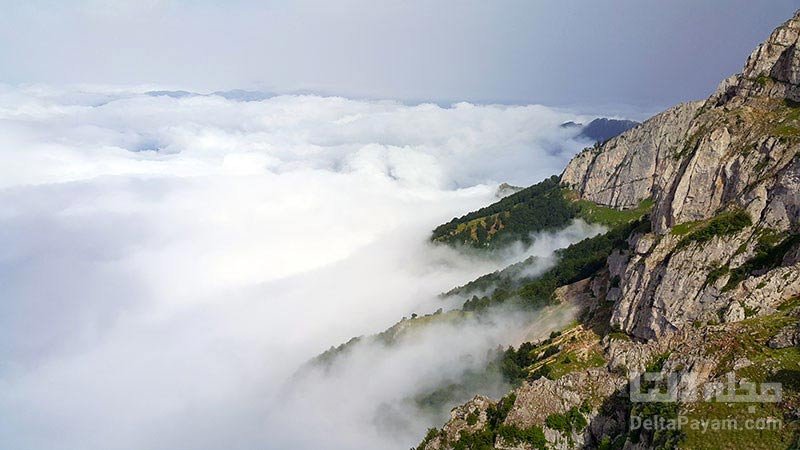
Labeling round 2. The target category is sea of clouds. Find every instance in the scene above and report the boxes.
[0,85,601,450]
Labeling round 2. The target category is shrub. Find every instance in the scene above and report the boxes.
[530,363,552,380]
[496,424,547,449]
[723,233,800,291]
[676,210,751,250]
[416,428,440,450]
[545,407,588,435]
[755,74,770,87]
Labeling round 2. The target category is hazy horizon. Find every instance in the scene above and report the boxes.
[1,1,797,111]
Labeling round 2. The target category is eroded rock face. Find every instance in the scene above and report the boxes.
[714,9,800,104]
[652,123,800,234]
[561,101,702,210]
[504,369,623,428]
[499,369,626,450]
[563,9,800,341]
[769,323,800,348]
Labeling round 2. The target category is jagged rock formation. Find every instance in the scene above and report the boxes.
[769,322,800,348]
[713,11,800,105]
[417,10,800,450]
[563,10,800,341]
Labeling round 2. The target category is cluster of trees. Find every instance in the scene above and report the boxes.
[517,219,641,305]
[545,405,590,435]
[496,331,563,385]
[448,255,539,300]
[431,176,580,248]
[462,218,647,312]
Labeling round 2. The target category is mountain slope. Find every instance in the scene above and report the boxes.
[430,176,652,249]
[417,10,800,450]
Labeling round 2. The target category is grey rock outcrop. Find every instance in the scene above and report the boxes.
[769,323,800,348]
[563,9,800,340]
[419,395,495,450]
[561,101,701,210]
[498,369,626,450]
[713,9,800,104]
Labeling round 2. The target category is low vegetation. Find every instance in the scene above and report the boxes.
[545,405,589,435]
[462,217,647,311]
[431,174,653,249]
[674,209,752,250]
[574,196,654,228]
[416,392,549,450]
[723,233,800,291]
[681,299,800,449]
[496,424,547,449]
[773,98,800,138]
[497,322,606,389]
[431,176,577,248]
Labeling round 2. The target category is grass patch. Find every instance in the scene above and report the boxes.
[675,210,752,251]
[547,348,606,379]
[681,401,795,450]
[771,99,800,138]
[575,197,654,228]
[608,331,631,341]
[755,74,771,87]
[629,401,685,449]
[671,220,701,236]
[703,306,797,376]
[778,295,800,312]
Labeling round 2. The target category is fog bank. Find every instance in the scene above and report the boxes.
[0,86,594,449]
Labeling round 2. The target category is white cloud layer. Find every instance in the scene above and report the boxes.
[0,86,592,449]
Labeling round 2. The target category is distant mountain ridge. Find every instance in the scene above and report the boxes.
[561,118,641,143]
[145,89,274,101]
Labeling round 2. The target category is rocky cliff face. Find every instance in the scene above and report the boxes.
[417,10,800,450]
[563,9,800,342]
[561,101,701,210]
[714,10,800,105]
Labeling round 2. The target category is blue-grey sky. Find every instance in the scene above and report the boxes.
[0,0,798,109]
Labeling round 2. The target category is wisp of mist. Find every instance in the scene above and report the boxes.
[0,85,599,450]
